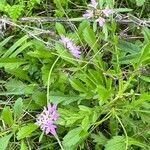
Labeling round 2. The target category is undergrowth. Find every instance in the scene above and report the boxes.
[0,0,150,150]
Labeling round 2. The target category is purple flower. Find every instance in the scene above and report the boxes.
[36,103,59,135]
[83,10,93,18]
[102,7,114,17]
[88,0,98,9]
[96,17,105,26]
[59,36,81,58]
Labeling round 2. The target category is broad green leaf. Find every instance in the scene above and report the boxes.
[63,127,88,148]
[58,108,83,126]
[17,123,38,140]
[118,53,140,64]
[105,136,126,150]
[32,91,47,106]
[55,22,66,35]
[70,79,89,93]
[0,134,13,150]
[117,40,141,53]
[4,79,36,95]
[13,98,23,120]
[1,106,13,126]
[136,0,145,6]
[5,67,31,82]
[49,92,82,105]
[0,58,26,69]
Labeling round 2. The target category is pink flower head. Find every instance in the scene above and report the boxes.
[96,17,105,27]
[83,10,93,18]
[88,0,98,9]
[102,7,114,17]
[36,103,59,135]
[59,36,81,58]
[59,35,71,46]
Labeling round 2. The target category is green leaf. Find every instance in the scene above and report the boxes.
[139,43,150,63]
[97,85,111,104]
[83,27,99,53]
[2,35,28,58]
[117,40,141,53]
[20,140,28,150]
[63,127,88,148]
[140,75,150,82]
[1,106,14,126]
[105,136,126,150]
[13,98,23,120]
[114,8,133,12]
[32,91,47,106]
[0,36,13,50]
[70,79,88,93]
[81,116,90,131]
[17,123,38,140]
[128,137,150,149]
[55,22,66,35]
[91,132,108,145]
[4,79,36,95]
[0,58,26,69]
[5,67,31,82]
[0,134,13,150]
[78,20,90,36]
[136,0,145,6]
[49,92,82,105]
[10,42,32,58]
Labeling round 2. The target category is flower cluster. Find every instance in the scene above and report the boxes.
[83,0,113,27]
[59,35,81,58]
[36,103,59,135]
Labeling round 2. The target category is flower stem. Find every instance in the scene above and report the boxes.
[47,56,60,104]
[55,135,64,150]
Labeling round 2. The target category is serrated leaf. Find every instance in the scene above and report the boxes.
[105,136,126,150]
[0,134,13,150]
[32,91,47,106]
[91,132,108,145]
[13,97,23,120]
[17,123,38,140]
[117,40,141,53]
[63,127,88,148]
[83,27,99,53]
[4,79,36,95]
[1,106,14,126]
[49,93,82,105]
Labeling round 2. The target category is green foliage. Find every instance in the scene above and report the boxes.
[17,123,38,140]
[0,0,150,149]
[0,134,13,150]
[105,136,126,150]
